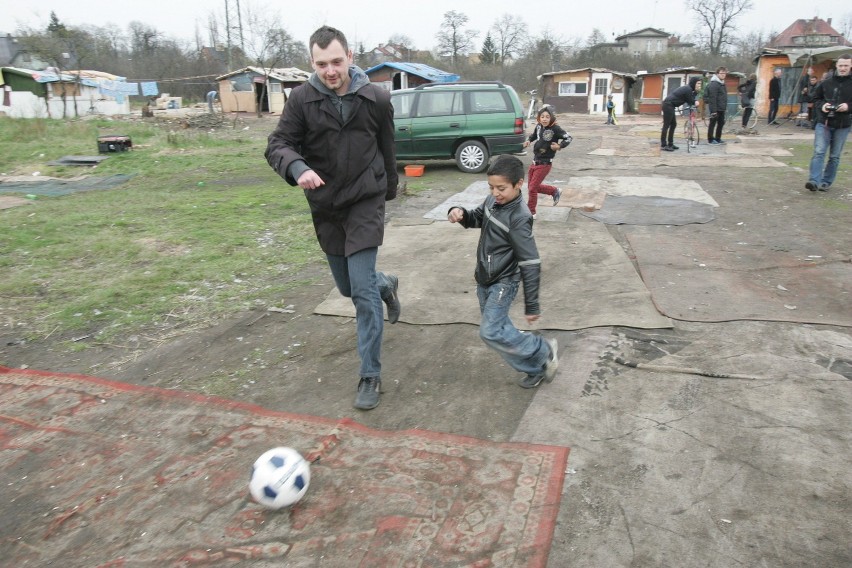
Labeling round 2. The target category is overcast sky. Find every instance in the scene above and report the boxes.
[3,0,849,52]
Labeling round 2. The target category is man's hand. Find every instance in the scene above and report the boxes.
[525,314,540,325]
[297,170,325,190]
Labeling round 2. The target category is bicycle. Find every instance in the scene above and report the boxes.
[728,104,758,130]
[682,105,700,152]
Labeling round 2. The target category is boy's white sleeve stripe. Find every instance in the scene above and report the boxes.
[484,208,510,233]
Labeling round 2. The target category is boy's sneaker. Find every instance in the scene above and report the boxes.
[517,338,559,389]
[553,188,562,206]
[806,181,818,191]
[354,377,381,410]
[543,338,559,381]
[381,275,401,324]
[818,183,830,192]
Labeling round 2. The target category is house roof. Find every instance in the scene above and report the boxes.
[216,66,310,82]
[769,17,850,48]
[540,67,636,79]
[365,62,460,83]
[615,28,670,41]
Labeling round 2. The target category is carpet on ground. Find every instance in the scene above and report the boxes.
[625,230,852,326]
[315,217,672,331]
[0,174,134,196]
[0,367,568,567]
[577,195,716,225]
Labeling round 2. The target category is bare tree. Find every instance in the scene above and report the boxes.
[689,0,754,56]
[490,14,528,80]
[435,10,478,70]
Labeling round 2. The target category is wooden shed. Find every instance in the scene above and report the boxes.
[538,68,636,115]
[753,46,849,120]
[216,66,310,114]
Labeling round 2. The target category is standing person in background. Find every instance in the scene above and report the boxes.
[804,74,819,126]
[705,66,728,144]
[660,76,702,152]
[738,73,757,128]
[605,94,617,125]
[768,67,783,125]
[805,54,852,192]
[265,25,401,410]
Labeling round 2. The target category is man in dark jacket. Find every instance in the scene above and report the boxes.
[704,67,728,144]
[768,67,783,125]
[806,54,852,192]
[660,76,702,151]
[265,26,400,410]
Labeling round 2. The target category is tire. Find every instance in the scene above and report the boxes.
[747,109,758,129]
[455,140,490,173]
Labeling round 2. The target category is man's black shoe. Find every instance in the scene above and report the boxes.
[818,183,830,192]
[354,377,381,410]
[806,181,818,191]
[661,145,675,152]
[381,275,401,324]
[670,144,679,150]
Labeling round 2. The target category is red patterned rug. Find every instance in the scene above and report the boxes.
[0,367,569,567]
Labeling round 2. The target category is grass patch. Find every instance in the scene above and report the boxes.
[0,117,324,347]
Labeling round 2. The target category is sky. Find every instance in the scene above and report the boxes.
[2,0,849,52]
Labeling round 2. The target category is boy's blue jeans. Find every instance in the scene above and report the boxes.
[477,280,549,376]
[809,123,850,187]
[326,247,393,378]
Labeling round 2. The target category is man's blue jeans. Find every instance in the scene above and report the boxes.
[477,280,549,376]
[809,123,850,187]
[326,247,392,378]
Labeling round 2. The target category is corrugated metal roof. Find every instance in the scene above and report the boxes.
[365,62,460,83]
[216,66,310,82]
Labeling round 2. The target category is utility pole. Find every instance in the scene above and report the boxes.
[224,0,245,70]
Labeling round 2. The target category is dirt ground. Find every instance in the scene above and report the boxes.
[2,112,851,567]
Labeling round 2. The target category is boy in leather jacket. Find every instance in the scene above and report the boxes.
[447,155,559,389]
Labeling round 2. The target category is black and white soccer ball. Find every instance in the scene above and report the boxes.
[249,447,311,509]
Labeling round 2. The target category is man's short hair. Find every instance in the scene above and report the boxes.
[838,54,852,62]
[487,155,524,186]
[716,66,727,73]
[309,26,349,53]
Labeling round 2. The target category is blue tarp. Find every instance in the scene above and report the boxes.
[365,62,460,83]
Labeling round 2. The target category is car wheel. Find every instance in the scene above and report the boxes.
[455,140,490,173]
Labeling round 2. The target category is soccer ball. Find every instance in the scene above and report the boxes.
[249,447,311,509]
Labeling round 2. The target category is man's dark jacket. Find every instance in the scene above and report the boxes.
[704,75,727,114]
[812,72,852,129]
[265,67,398,257]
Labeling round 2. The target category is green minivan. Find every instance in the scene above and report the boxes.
[390,81,526,173]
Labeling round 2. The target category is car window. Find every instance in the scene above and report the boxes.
[415,91,458,117]
[469,90,510,114]
[392,93,414,119]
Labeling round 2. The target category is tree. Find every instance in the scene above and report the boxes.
[490,14,527,79]
[480,33,499,66]
[435,10,478,69]
[46,12,67,35]
[586,28,607,48]
[689,0,753,56]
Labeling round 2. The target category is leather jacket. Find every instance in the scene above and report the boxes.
[452,194,542,315]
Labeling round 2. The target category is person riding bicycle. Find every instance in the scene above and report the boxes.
[738,74,757,128]
[660,76,702,152]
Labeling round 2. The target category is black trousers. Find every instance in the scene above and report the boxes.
[708,111,725,141]
[742,107,754,127]
[661,103,677,146]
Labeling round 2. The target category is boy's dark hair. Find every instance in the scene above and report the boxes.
[309,26,349,53]
[487,155,525,186]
